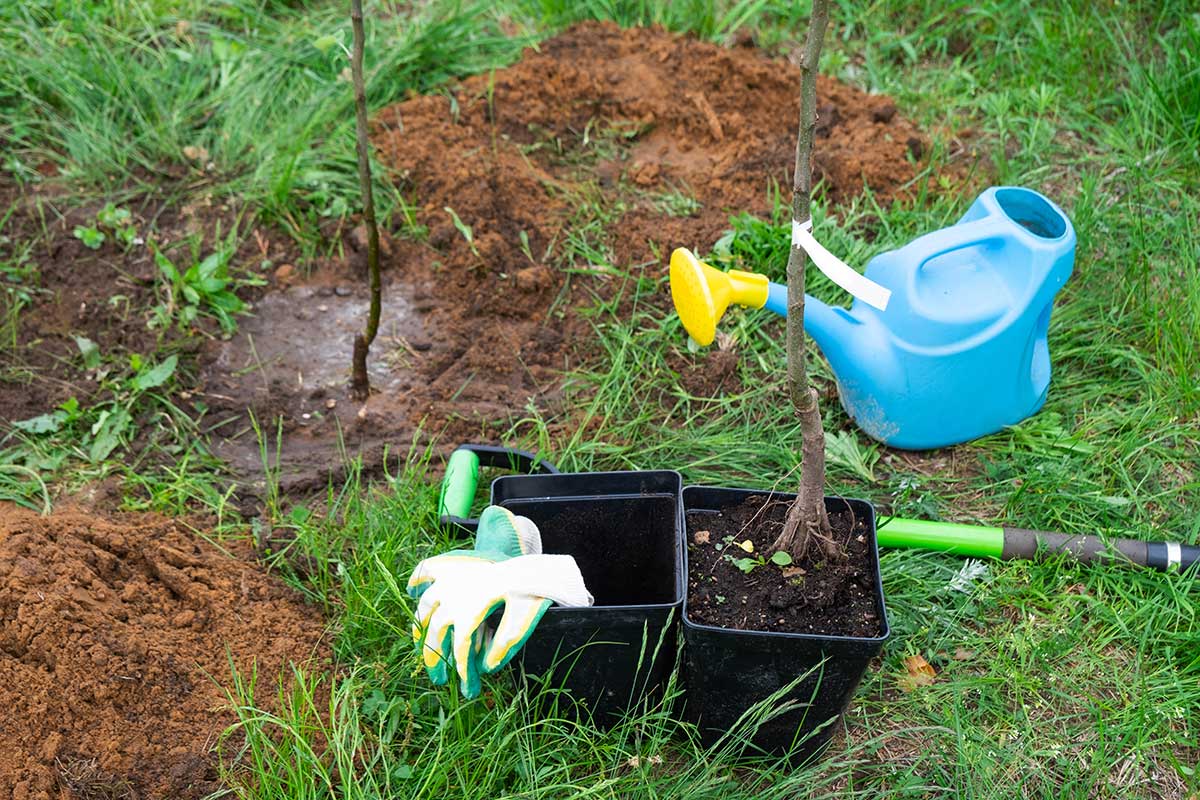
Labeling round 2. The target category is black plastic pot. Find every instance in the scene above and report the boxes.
[490,470,684,723]
[681,486,890,762]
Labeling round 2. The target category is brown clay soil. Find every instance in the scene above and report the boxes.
[686,495,884,636]
[2,22,947,500]
[0,503,328,799]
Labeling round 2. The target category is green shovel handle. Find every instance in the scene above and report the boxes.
[438,444,558,533]
[879,517,1199,572]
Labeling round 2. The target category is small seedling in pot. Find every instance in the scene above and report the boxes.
[726,548,794,575]
[727,554,760,574]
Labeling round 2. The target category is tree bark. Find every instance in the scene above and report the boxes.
[350,0,381,402]
[771,0,842,563]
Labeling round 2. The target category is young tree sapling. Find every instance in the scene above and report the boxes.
[771,0,844,563]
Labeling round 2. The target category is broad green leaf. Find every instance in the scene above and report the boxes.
[73,226,105,249]
[770,551,793,566]
[154,248,181,283]
[130,355,178,392]
[97,204,131,227]
[197,251,224,279]
[12,410,66,434]
[198,277,227,294]
[89,407,131,462]
[90,408,111,437]
[211,291,243,311]
[732,557,758,574]
[73,335,101,369]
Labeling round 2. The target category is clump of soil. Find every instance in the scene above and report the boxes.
[0,504,328,800]
[686,495,883,636]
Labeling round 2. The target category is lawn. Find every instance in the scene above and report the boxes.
[1,0,1198,797]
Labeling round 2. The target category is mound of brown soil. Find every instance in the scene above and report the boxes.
[200,22,936,494]
[375,21,924,269]
[0,504,327,799]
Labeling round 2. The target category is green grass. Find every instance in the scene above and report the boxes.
[2,0,1199,796]
[1,0,532,247]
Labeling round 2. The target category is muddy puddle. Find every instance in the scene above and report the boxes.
[204,275,432,492]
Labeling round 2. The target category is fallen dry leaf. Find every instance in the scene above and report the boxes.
[693,530,711,545]
[952,647,976,661]
[182,145,209,163]
[898,654,937,691]
[781,566,807,578]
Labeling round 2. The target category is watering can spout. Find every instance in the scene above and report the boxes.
[801,295,856,357]
[670,248,769,346]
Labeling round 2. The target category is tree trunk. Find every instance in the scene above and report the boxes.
[350,0,381,402]
[770,0,842,563]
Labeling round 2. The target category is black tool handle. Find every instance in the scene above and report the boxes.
[1002,528,1200,572]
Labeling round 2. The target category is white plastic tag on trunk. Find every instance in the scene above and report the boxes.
[791,219,891,311]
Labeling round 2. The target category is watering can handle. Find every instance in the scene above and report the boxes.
[439,445,559,533]
[898,215,1014,268]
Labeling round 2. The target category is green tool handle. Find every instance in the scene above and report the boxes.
[440,448,482,524]
[438,444,559,533]
[879,517,1199,572]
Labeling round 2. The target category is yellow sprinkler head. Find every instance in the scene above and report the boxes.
[669,248,770,346]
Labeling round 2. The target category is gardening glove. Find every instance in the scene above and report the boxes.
[407,505,593,698]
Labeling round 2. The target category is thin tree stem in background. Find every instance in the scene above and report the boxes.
[350,0,381,401]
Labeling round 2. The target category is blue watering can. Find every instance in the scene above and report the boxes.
[670,187,1076,449]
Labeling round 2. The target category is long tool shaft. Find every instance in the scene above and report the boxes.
[878,517,1199,572]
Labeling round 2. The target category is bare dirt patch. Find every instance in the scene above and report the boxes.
[202,21,936,493]
[0,503,328,799]
[3,22,945,499]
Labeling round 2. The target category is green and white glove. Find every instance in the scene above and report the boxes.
[407,505,593,698]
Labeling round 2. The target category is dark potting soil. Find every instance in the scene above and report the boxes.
[686,495,883,637]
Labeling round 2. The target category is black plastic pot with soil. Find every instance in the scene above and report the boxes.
[681,485,890,762]
[490,470,684,724]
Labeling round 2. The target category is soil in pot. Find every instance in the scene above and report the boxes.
[686,494,883,637]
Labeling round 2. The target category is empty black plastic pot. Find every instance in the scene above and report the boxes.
[681,486,890,762]
[490,470,684,723]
